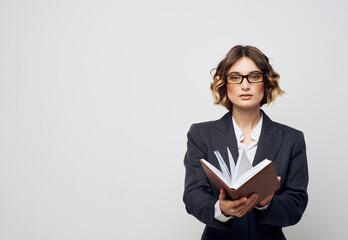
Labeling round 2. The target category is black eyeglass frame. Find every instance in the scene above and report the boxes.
[224,72,265,84]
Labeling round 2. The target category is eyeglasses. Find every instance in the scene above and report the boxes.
[224,72,264,84]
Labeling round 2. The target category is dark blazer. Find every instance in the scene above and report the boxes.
[183,110,308,240]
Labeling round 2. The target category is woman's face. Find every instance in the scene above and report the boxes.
[226,57,265,111]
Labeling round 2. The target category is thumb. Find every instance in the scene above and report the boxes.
[219,189,226,201]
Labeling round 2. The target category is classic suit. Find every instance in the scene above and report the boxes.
[183,110,308,240]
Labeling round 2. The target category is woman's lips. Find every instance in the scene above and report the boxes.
[239,94,252,100]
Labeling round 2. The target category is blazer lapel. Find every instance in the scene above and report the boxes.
[253,110,284,166]
[210,110,283,168]
[211,111,239,169]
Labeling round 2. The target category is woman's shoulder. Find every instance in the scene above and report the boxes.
[188,120,215,136]
[270,119,305,141]
[261,110,305,141]
[273,121,302,132]
[188,112,231,133]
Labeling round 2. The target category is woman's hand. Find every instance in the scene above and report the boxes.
[219,189,259,217]
[257,176,281,207]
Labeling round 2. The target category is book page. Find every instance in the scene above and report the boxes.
[227,147,236,179]
[214,151,232,181]
[233,159,271,189]
[233,147,252,184]
[200,159,232,187]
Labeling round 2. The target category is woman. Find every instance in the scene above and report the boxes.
[183,45,308,240]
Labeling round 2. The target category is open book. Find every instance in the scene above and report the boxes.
[200,148,279,204]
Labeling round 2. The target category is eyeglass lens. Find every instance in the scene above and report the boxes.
[226,73,263,84]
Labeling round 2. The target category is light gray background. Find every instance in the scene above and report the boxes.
[1,0,347,239]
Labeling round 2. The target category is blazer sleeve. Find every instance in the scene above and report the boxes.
[254,130,309,227]
[183,124,231,230]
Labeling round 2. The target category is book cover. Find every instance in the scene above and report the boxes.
[200,148,280,206]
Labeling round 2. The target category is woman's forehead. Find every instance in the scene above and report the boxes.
[228,57,261,74]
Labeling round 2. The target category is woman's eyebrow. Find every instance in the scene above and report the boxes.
[228,71,240,74]
[227,70,262,74]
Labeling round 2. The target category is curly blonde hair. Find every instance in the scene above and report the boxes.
[210,45,285,111]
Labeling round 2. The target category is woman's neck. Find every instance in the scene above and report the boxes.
[232,107,261,132]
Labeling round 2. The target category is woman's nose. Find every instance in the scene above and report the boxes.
[241,77,250,90]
